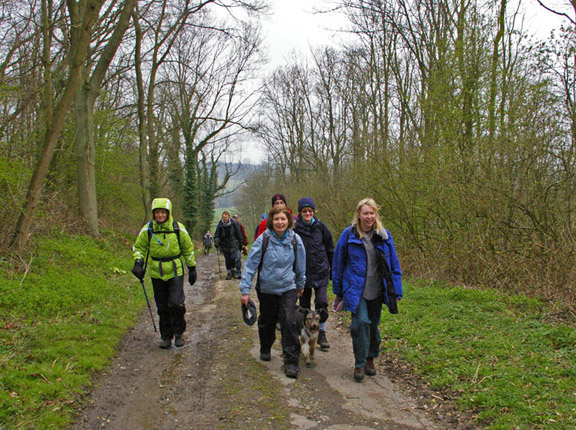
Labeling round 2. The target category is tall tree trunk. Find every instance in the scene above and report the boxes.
[10,0,104,252]
[488,0,506,143]
[183,146,198,233]
[40,0,54,126]
[133,11,151,219]
[74,0,136,235]
[75,82,99,235]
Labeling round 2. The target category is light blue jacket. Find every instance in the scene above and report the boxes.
[239,229,306,296]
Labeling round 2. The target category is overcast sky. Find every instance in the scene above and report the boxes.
[259,0,346,70]
[259,0,569,69]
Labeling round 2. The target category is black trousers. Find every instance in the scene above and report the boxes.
[256,288,301,366]
[222,250,238,271]
[299,283,329,323]
[152,275,186,340]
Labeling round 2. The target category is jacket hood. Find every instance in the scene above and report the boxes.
[151,198,173,226]
[152,198,172,213]
[268,227,295,243]
[351,225,389,241]
[376,227,389,241]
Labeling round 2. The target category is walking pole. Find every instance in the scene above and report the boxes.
[140,279,157,332]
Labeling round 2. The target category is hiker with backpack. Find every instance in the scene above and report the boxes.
[293,197,335,351]
[214,211,244,280]
[332,198,403,382]
[132,198,196,349]
[202,231,214,255]
[239,206,306,378]
[232,214,249,273]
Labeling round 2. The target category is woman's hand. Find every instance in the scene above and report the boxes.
[296,289,303,298]
[240,294,250,307]
[332,295,344,312]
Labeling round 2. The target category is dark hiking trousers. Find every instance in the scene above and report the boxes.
[299,283,329,323]
[152,275,186,340]
[223,250,238,271]
[256,288,301,366]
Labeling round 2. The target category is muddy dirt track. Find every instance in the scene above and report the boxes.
[72,253,473,430]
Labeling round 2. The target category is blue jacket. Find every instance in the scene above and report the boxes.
[332,225,402,313]
[239,229,306,296]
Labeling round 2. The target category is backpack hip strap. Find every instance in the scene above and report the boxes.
[151,254,182,262]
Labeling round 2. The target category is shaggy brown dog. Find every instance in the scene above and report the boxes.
[294,306,320,366]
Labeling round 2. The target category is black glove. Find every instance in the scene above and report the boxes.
[188,266,197,285]
[132,259,144,280]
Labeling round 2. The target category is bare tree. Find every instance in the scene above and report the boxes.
[132,0,217,217]
[160,16,262,233]
[11,0,108,252]
[131,0,265,217]
[74,0,137,236]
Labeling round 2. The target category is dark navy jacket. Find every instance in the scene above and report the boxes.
[332,225,402,313]
[294,217,335,288]
[214,220,243,252]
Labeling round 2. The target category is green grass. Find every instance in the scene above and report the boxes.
[0,231,142,430]
[380,280,576,429]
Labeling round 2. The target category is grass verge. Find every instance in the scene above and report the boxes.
[379,279,576,429]
[0,231,142,430]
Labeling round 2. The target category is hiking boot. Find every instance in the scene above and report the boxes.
[318,330,330,350]
[260,352,271,361]
[233,270,242,279]
[174,334,185,348]
[365,358,377,376]
[226,271,233,280]
[284,363,299,379]
[159,338,172,349]
[354,366,365,382]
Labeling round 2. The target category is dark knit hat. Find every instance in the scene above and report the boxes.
[271,193,287,206]
[298,197,315,213]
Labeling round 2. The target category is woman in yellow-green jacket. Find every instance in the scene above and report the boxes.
[132,198,196,349]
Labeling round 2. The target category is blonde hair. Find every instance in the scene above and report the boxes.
[352,198,383,238]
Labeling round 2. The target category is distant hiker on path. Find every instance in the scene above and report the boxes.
[294,197,335,351]
[239,207,306,378]
[332,198,403,382]
[214,211,243,280]
[203,231,214,255]
[132,198,196,349]
[232,214,249,274]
